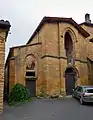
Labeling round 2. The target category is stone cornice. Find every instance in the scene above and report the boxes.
[41,55,87,63]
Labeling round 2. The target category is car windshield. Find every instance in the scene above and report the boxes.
[85,88,93,93]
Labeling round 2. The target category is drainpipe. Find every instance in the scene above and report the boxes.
[58,22,61,95]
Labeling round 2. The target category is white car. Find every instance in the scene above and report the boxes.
[72,85,93,105]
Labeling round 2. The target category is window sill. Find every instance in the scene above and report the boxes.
[25,76,37,80]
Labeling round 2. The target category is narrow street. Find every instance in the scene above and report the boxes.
[0,98,93,120]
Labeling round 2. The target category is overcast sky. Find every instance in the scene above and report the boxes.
[0,0,93,59]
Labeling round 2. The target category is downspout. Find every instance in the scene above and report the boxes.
[58,22,61,95]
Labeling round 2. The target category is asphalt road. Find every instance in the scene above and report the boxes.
[0,98,93,120]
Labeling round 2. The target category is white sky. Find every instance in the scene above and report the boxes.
[0,0,93,59]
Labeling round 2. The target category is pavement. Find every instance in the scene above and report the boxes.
[0,98,93,120]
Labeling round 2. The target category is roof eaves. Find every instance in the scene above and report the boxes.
[5,48,13,67]
[27,17,46,44]
[80,22,93,27]
[70,18,90,38]
[89,38,93,42]
[27,17,90,44]
[26,17,72,44]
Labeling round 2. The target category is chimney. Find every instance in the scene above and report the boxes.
[85,13,91,23]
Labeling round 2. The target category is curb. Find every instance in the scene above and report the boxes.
[64,95,72,98]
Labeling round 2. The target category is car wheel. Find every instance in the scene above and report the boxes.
[80,97,84,105]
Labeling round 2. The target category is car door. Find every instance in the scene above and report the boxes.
[76,87,83,99]
[73,86,78,98]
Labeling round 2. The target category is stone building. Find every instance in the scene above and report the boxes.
[0,20,11,113]
[5,14,93,98]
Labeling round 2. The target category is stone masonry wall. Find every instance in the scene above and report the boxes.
[0,31,6,113]
[6,21,93,97]
[8,43,42,94]
[43,22,91,95]
[6,24,47,96]
[81,24,93,83]
[9,59,15,93]
[59,23,90,87]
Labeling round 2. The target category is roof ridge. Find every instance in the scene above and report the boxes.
[27,16,90,44]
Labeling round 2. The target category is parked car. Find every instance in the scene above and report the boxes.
[72,85,93,105]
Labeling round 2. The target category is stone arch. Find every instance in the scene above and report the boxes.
[63,27,77,43]
[64,64,79,95]
[63,27,77,65]
[24,54,37,77]
[62,27,79,95]
[64,64,79,77]
[64,32,73,64]
[24,54,37,62]
[24,54,37,97]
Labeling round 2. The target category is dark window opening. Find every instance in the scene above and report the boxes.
[64,32,73,64]
[26,71,35,77]
[65,68,74,73]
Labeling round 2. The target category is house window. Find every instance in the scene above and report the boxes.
[26,70,35,77]
[64,32,74,65]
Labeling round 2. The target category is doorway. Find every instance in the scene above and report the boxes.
[65,67,76,95]
[26,78,36,97]
[25,54,37,97]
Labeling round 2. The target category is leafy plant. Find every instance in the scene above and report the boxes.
[8,83,31,105]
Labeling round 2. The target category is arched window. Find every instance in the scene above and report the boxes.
[64,32,74,64]
[25,55,36,78]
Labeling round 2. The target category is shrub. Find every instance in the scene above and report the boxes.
[8,83,30,105]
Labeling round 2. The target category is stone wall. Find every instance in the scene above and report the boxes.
[42,22,92,95]
[0,31,7,113]
[9,59,15,92]
[0,20,10,113]
[7,43,42,94]
[44,57,60,95]
[81,24,93,83]
[5,20,93,97]
[59,22,90,87]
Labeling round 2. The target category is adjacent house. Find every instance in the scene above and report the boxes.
[5,14,93,98]
[0,20,11,113]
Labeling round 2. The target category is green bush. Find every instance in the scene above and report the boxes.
[8,83,30,105]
